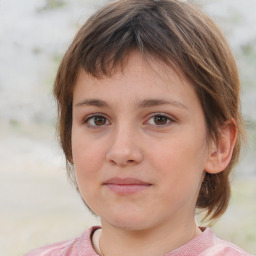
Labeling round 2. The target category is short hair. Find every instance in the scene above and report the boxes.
[54,0,244,221]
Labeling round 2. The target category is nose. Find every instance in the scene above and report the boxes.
[106,126,143,167]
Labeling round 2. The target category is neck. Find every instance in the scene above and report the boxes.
[97,218,201,256]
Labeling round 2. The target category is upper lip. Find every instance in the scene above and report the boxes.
[104,177,151,185]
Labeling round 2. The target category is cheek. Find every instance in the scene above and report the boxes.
[149,132,208,181]
[151,139,206,207]
[72,134,105,186]
[72,145,103,206]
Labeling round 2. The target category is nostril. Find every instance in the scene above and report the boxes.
[106,148,143,166]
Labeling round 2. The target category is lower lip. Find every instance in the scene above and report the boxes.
[105,184,151,195]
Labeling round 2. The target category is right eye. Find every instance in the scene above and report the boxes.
[83,114,110,127]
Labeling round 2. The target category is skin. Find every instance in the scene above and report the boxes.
[71,52,235,256]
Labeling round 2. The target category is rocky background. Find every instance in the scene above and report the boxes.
[0,0,255,255]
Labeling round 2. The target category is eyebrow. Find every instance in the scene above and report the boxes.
[75,99,109,108]
[75,98,187,110]
[138,99,187,109]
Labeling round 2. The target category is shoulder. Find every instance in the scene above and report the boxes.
[24,238,78,256]
[199,242,252,256]
[24,226,100,256]
[198,228,252,256]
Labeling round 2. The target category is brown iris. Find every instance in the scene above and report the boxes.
[154,115,168,125]
[93,116,107,126]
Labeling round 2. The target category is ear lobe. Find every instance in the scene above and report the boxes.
[205,120,238,174]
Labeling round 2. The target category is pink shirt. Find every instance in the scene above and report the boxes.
[24,226,252,256]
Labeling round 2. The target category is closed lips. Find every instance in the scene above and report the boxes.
[104,177,151,185]
[104,177,152,194]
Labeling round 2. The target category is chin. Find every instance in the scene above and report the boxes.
[102,210,152,231]
[112,221,148,231]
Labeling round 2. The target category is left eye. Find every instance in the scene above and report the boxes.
[147,114,172,126]
[84,115,110,127]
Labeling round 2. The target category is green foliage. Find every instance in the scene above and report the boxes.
[241,43,256,66]
[37,0,66,12]
[32,47,42,55]
[213,179,256,254]
[242,43,256,56]
[9,119,21,130]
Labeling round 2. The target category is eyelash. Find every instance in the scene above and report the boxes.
[146,113,175,127]
[82,113,110,128]
[82,113,175,128]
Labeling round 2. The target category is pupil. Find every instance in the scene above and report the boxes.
[95,116,106,125]
[154,116,167,125]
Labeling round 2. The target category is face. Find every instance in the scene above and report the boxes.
[72,52,211,232]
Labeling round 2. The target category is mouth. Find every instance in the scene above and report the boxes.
[103,177,152,195]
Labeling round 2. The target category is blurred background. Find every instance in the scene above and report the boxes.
[0,0,255,255]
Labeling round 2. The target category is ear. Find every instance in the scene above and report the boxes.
[205,120,238,174]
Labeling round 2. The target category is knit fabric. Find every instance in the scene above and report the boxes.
[24,226,252,256]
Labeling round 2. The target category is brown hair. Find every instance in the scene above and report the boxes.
[54,0,244,221]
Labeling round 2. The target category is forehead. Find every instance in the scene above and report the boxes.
[73,52,202,113]
[76,51,193,92]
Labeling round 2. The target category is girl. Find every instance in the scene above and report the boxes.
[25,0,251,255]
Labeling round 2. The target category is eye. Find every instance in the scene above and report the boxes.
[83,114,110,127]
[147,114,173,126]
